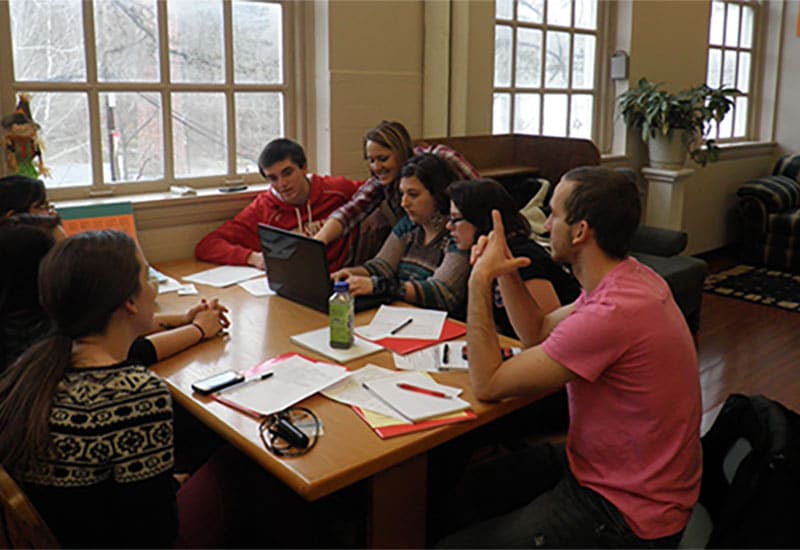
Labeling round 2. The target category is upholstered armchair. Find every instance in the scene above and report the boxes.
[737,154,800,272]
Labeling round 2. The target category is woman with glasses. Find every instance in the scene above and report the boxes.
[315,120,479,266]
[0,174,53,216]
[331,153,470,316]
[446,178,580,337]
[0,175,231,373]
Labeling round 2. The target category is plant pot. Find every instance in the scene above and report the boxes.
[647,131,688,170]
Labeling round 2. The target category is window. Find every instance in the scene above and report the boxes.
[0,0,291,195]
[707,0,755,139]
[493,0,599,139]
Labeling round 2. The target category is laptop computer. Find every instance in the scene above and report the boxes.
[258,223,389,313]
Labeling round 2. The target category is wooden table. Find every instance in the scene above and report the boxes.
[151,259,533,547]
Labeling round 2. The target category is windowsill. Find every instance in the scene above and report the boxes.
[52,183,271,210]
[714,140,777,160]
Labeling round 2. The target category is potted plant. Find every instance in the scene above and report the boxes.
[617,78,738,168]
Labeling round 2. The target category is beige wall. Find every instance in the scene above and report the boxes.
[774,0,800,155]
[322,0,425,180]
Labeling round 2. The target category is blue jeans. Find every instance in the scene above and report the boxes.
[435,443,682,548]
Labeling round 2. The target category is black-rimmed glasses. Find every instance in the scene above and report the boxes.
[259,407,320,457]
[447,216,467,225]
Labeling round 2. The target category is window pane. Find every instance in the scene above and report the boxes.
[233,1,282,84]
[545,31,570,88]
[740,5,754,49]
[514,93,541,134]
[547,0,571,26]
[28,92,91,188]
[10,0,86,82]
[95,0,159,82]
[172,93,227,178]
[572,34,595,90]
[722,49,736,88]
[574,0,597,30]
[495,25,513,87]
[496,0,513,20]
[168,0,224,84]
[717,99,733,138]
[709,1,725,45]
[707,48,722,87]
[518,0,544,23]
[724,3,740,47]
[99,93,163,183]
[737,52,750,93]
[235,93,283,173]
[493,93,511,134]
[570,94,593,138]
[542,94,567,136]
[516,28,542,88]
[733,96,748,138]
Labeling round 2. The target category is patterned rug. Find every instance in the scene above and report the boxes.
[704,264,800,312]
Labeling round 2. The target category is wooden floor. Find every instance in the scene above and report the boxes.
[696,254,800,432]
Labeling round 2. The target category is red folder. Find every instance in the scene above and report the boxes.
[373,319,466,355]
[352,405,476,439]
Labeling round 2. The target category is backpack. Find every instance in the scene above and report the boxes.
[700,394,800,548]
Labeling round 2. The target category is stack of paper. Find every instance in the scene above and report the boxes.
[290,327,384,363]
[212,353,348,417]
[183,265,263,288]
[363,373,469,423]
[355,305,466,355]
[322,366,473,430]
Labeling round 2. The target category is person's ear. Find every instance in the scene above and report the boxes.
[123,295,139,315]
[571,220,590,245]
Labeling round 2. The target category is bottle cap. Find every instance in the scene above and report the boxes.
[333,281,349,292]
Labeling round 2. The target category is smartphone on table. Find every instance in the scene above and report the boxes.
[191,370,244,395]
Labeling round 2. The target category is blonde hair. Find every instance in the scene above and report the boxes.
[363,121,414,168]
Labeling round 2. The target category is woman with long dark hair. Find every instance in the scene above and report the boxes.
[314,121,479,265]
[446,178,580,338]
[332,153,470,315]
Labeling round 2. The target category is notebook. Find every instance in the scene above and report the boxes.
[258,224,389,313]
[362,374,470,423]
[290,326,384,363]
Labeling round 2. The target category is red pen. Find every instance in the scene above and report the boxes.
[396,383,453,399]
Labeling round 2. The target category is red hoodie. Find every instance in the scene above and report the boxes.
[195,174,361,272]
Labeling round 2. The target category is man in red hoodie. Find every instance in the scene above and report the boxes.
[195,139,361,272]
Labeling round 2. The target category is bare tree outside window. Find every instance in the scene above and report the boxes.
[5,0,288,191]
[493,0,598,139]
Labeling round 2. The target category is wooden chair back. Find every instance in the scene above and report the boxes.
[0,465,59,548]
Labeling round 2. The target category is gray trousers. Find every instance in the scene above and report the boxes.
[435,443,683,548]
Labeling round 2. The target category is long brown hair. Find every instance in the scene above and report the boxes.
[0,230,142,469]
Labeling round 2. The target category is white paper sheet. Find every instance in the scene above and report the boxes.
[355,305,447,340]
[321,365,411,422]
[218,355,348,416]
[183,265,264,288]
[238,275,276,297]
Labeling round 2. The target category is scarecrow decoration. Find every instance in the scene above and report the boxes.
[2,93,50,178]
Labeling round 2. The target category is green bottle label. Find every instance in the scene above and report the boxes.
[329,299,354,349]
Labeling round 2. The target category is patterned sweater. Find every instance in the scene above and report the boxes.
[17,362,178,548]
[329,144,481,265]
[363,216,470,316]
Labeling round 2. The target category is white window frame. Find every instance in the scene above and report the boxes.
[0,0,298,201]
[706,0,758,142]
[492,0,609,143]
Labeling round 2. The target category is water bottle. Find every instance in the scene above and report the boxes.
[329,281,354,349]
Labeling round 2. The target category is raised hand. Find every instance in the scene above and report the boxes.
[470,210,531,283]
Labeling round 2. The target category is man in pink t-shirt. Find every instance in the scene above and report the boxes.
[438,167,701,548]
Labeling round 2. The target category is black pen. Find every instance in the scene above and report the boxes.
[389,317,414,335]
[218,371,273,392]
[442,343,449,365]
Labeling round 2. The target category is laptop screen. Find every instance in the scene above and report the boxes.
[258,224,332,313]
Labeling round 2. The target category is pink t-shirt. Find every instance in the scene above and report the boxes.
[542,257,701,539]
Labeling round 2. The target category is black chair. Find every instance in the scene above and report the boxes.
[630,225,708,334]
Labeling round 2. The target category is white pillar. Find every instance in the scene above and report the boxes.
[642,167,695,231]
